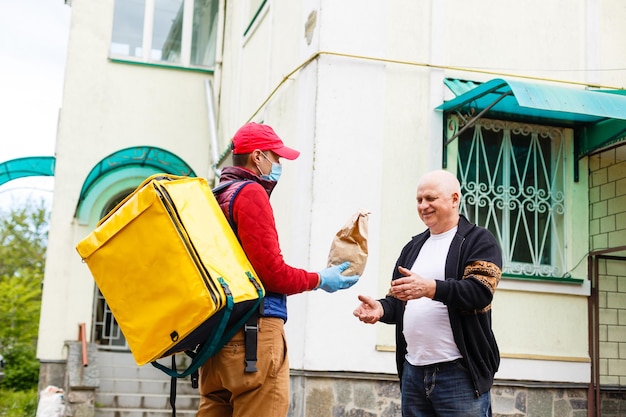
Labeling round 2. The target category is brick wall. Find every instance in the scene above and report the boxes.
[597,257,626,386]
[588,146,626,387]
[589,147,626,250]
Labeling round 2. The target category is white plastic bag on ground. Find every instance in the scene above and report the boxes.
[36,385,65,417]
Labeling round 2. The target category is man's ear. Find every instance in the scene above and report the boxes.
[250,149,263,164]
[451,192,460,207]
[246,149,264,173]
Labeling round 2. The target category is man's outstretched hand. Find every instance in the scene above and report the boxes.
[353,294,383,324]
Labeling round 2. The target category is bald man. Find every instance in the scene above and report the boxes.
[354,170,502,417]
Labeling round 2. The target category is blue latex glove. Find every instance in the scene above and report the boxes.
[317,261,360,293]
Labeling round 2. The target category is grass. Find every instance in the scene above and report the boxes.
[0,388,38,417]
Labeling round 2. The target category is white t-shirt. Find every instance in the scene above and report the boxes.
[403,226,462,366]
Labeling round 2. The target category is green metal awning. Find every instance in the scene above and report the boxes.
[75,146,196,215]
[437,78,626,158]
[0,156,56,187]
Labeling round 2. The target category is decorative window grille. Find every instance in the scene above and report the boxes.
[456,118,566,278]
[92,288,128,349]
[91,191,132,349]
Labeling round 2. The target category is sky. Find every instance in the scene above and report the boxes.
[0,0,71,210]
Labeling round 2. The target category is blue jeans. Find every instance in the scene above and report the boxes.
[401,359,492,417]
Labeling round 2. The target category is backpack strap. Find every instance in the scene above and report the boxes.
[213,180,260,373]
[212,180,253,236]
[169,356,177,417]
[244,311,259,372]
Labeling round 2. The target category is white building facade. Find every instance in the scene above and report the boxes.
[31,1,626,416]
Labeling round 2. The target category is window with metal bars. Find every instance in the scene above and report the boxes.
[92,288,128,349]
[453,117,567,278]
[91,191,132,349]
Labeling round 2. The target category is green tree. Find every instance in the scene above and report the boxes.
[0,201,49,390]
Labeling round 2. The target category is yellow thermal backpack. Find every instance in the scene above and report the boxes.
[76,174,264,382]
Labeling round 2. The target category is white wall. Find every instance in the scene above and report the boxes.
[37,0,214,360]
[40,0,626,384]
[219,0,626,380]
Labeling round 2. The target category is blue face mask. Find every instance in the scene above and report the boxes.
[260,152,282,182]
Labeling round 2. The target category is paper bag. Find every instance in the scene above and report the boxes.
[327,209,370,276]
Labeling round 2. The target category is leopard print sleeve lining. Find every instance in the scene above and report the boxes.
[461,260,502,314]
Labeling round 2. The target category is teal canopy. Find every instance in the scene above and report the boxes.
[75,146,196,213]
[0,156,56,187]
[437,78,626,158]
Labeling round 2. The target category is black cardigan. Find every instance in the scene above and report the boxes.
[379,215,502,396]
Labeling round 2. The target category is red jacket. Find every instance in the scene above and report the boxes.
[217,166,319,296]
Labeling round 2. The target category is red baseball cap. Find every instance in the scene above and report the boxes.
[231,122,300,160]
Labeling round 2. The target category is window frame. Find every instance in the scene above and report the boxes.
[109,0,220,70]
[243,0,268,37]
[444,114,588,284]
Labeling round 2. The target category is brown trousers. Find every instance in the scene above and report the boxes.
[197,317,290,417]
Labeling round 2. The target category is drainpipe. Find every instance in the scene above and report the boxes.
[205,0,226,183]
[205,79,219,180]
[587,246,626,417]
[587,254,598,417]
